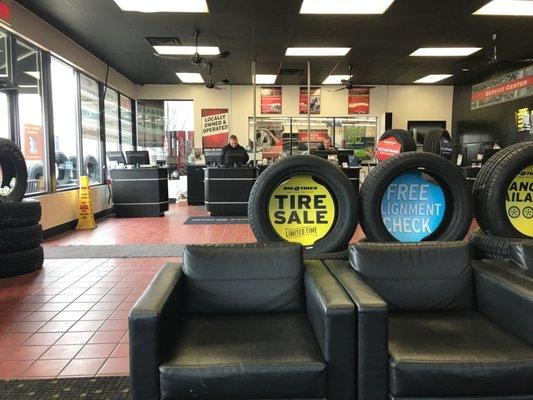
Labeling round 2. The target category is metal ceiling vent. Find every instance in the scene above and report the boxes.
[146,37,182,46]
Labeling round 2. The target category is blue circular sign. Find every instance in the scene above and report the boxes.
[380,171,446,242]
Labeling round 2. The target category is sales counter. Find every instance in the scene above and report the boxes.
[111,167,169,217]
[187,164,205,205]
[204,167,257,216]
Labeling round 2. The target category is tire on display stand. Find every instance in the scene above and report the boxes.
[375,129,417,162]
[473,142,533,239]
[469,229,531,261]
[0,224,43,253]
[248,155,358,255]
[0,138,28,203]
[359,152,473,242]
[0,246,44,278]
[422,128,453,159]
[0,199,42,228]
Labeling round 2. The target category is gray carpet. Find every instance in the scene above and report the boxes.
[44,244,185,259]
[184,216,248,225]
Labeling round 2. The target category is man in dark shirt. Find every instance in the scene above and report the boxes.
[317,135,337,151]
[221,135,249,166]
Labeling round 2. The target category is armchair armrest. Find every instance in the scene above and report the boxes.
[324,259,388,400]
[129,262,183,400]
[474,260,533,345]
[304,260,355,400]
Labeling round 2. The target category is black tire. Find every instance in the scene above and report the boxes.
[303,249,348,260]
[69,156,78,179]
[469,229,529,261]
[423,128,452,159]
[0,199,42,228]
[473,142,533,238]
[0,246,43,278]
[55,151,68,181]
[0,138,28,203]
[28,162,44,180]
[360,152,473,242]
[248,155,358,254]
[379,129,417,153]
[0,224,42,253]
[84,155,99,182]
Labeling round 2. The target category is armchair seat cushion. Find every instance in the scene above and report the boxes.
[159,313,326,399]
[389,311,533,397]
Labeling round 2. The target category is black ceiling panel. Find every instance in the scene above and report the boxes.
[14,0,533,85]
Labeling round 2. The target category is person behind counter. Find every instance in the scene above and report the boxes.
[317,135,337,151]
[187,148,206,165]
[221,135,249,166]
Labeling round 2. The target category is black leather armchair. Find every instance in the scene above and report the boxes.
[325,241,533,400]
[129,243,355,400]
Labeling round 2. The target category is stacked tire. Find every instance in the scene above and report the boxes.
[422,128,453,160]
[0,138,44,278]
[471,142,533,260]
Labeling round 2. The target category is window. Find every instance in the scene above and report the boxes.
[50,58,79,189]
[0,93,8,139]
[136,100,165,163]
[16,39,48,195]
[104,87,119,152]
[120,94,133,151]
[0,29,9,81]
[79,74,102,184]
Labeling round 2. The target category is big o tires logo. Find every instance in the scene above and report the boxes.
[268,175,335,246]
[506,165,533,237]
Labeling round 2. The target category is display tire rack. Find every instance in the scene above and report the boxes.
[422,128,453,159]
[359,152,473,242]
[0,138,28,203]
[473,141,533,239]
[248,155,358,255]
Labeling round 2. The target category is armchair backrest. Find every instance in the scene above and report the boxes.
[182,243,305,314]
[510,241,533,273]
[349,241,475,312]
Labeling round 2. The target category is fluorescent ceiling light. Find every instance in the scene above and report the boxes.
[410,47,482,57]
[154,46,220,55]
[323,75,351,84]
[286,47,351,56]
[176,72,204,83]
[254,74,277,84]
[300,0,395,14]
[473,0,533,16]
[113,0,209,13]
[414,74,453,84]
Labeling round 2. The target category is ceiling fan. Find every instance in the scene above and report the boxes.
[203,62,229,90]
[460,33,533,73]
[154,30,230,66]
[329,64,375,92]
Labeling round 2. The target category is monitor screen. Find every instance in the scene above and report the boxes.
[107,151,126,164]
[125,151,150,165]
[204,149,222,165]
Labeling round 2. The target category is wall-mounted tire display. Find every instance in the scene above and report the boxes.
[360,152,473,242]
[0,138,28,203]
[473,142,533,238]
[423,128,453,159]
[0,246,44,278]
[248,155,358,254]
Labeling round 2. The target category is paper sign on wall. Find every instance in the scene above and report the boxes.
[348,88,370,114]
[299,87,321,114]
[261,87,282,114]
[23,124,43,160]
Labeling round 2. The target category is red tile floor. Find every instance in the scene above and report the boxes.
[1,201,468,379]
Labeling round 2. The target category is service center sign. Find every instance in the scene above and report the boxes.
[471,65,533,110]
[381,171,445,242]
[268,175,335,247]
[201,108,229,149]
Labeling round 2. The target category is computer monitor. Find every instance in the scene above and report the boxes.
[204,149,222,165]
[225,152,249,167]
[126,151,150,166]
[107,151,126,165]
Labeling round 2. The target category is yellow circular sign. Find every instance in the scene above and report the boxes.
[505,165,533,237]
[268,174,336,246]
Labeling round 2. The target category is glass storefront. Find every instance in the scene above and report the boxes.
[104,88,120,152]
[79,74,102,184]
[50,57,79,189]
[120,94,133,151]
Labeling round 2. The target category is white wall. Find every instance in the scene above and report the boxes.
[136,84,454,146]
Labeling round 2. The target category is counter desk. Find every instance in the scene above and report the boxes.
[187,165,205,205]
[204,167,257,216]
[111,167,169,217]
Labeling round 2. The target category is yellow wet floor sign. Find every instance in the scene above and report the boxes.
[76,176,96,230]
